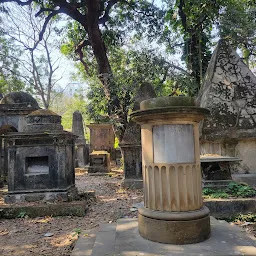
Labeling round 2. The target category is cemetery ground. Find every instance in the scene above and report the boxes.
[0,168,255,256]
[0,168,143,256]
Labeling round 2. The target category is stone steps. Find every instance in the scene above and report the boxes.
[91,223,116,256]
[71,227,99,256]
[72,217,256,256]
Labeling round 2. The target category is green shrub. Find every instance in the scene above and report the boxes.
[226,182,256,198]
[225,213,256,223]
[203,182,256,199]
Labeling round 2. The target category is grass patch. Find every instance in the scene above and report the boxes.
[203,182,256,199]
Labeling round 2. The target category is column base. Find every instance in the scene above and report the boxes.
[138,206,211,244]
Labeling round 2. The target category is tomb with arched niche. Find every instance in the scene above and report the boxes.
[4,109,77,203]
[0,92,39,185]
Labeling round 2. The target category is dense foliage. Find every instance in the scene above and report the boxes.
[0,14,25,94]
[0,0,256,138]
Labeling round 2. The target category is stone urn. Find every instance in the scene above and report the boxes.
[131,96,211,244]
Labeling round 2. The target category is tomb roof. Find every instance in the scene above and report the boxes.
[28,109,59,116]
[0,92,39,108]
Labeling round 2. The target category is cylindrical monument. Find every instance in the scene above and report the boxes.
[131,96,211,244]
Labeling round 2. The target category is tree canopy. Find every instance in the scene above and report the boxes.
[0,13,25,94]
[1,0,256,139]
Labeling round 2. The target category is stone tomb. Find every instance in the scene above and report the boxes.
[197,40,256,184]
[72,110,89,167]
[0,92,40,185]
[120,82,156,189]
[4,109,77,203]
[87,123,115,160]
[200,155,241,188]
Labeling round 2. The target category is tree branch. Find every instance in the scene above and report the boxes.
[1,0,32,6]
[75,39,91,75]
[99,0,118,25]
[31,9,61,50]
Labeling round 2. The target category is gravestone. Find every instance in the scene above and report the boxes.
[72,111,89,167]
[120,82,156,188]
[197,39,256,181]
[87,123,115,160]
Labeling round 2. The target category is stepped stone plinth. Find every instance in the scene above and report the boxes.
[71,217,256,255]
[131,96,211,244]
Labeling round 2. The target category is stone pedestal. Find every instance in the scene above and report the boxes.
[88,150,111,173]
[120,121,143,189]
[120,144,143,189]
[131,96,211,244]
[75,143,89,167]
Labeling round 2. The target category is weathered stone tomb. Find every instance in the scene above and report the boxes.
[197,40,256,184]
[87,123,115,159]
[0,92,39,184]
[4,109,77,203]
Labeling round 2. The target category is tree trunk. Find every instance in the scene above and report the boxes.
[85,0,126,141]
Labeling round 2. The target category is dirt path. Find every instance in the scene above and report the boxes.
[0,172,143,256]
[1,172,255,256]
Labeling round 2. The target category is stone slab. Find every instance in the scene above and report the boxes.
[71,227,99,256]
[232,174,256,187]
[121,178,143,189]
[203,179,233,188]
[200,157,241,162]
[0,200,88,219]
[114,217,256,255]
[126,199,256,219]
[91,223,117,256]
[204,198,256,219]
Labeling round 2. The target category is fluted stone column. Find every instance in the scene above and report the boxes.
[131,96,211,244]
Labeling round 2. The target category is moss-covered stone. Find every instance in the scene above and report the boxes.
[140,96,195,110]
[0,201,88,219]
[0,92,39,108]
[28,109,59,116]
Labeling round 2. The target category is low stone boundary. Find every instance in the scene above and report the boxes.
[204,198,256,218]
[0,200,88,219]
